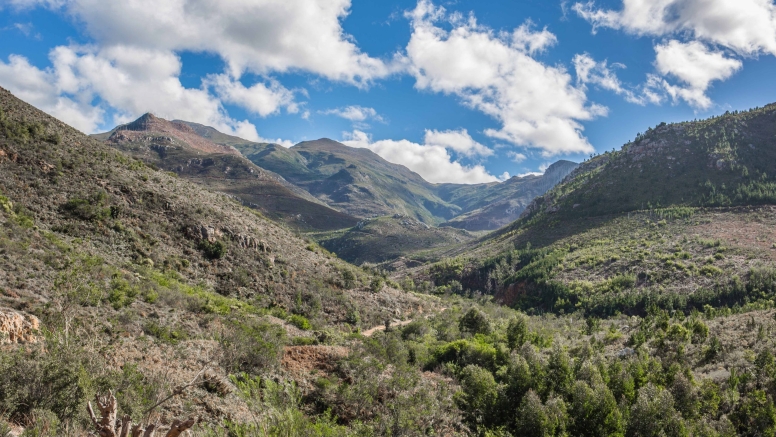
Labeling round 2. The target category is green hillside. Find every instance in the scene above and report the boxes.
[96,115,358,231]
[521,104,776,222]
[417,104,776,318]
[228,138,463,224]
[0,87,431,431]
[315,214,477,265]
[174,121,580,231]
[6,89,776,437]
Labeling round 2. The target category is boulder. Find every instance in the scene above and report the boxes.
[0,308,40,344]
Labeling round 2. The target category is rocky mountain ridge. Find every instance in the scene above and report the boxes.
[95,114,359,231]
[172,120,579,231]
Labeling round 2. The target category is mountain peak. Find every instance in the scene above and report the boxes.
[111,114,240,156]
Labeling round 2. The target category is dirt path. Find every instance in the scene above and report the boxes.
[362,319,415,337]
[362,308,447,337]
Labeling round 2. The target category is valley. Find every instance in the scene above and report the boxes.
[2,88,776,437]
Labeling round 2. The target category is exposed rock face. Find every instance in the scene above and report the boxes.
[190,225,223,243]
[110,113,240,156]
[0,308,40,344]
[187,225,272,252]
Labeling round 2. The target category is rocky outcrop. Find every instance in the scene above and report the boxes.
[187,225,271,252]
[0,308,40,344]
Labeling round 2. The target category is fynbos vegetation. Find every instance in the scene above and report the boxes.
[2,88,776,437]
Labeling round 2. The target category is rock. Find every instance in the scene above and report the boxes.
[188,225,223,243]
[0,308,40,344]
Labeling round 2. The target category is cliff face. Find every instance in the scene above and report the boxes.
[0,309,39,344]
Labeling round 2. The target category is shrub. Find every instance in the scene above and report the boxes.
[704,335,723,361]
[143,321,188,345]
[288,314,312,331]
[61,190,111,221]
[369,277,384,293]
[431,339,499,371]
[199,240,227,260]
[220,318,287,374]
[108,277,139,310]
[0,342,94,424]
[341,269,356,288]
[459,308,492,335]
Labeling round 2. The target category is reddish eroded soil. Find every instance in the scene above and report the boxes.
[690,206,776,259]
[281,345,349,378]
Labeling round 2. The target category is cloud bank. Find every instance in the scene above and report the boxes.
[342,130,499,184]
[403,0,601,156]
[574,0,774,108]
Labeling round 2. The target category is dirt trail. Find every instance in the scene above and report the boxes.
[362,319,414,337]
[362,307,447,337]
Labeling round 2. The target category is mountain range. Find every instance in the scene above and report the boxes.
[4,86,776,436]
[141,119,579,231]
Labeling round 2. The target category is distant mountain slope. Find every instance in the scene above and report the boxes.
[416,103,776,317]
[200,135,463,224]
[519,104,776,222]
[96,115,358,231]
[437,160,578,230]
[175,121,579,231]
[316,214,477,265]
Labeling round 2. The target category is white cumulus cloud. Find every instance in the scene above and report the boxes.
[0,46,289,142]
[320,105,385,123]
[423,128,493,157]
[0,53,103,132]
[507,151,527,163]
[573,0,776,56]
[574,0,772,108]
[342,130,499,184]
[10,0,392,84]
[205,74,299,117]
[573,53,666,105]
[403,0,600,156]
[0,0,392,141]
[653,40,742,108]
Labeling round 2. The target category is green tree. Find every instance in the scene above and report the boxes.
[568,380,624,437]
[507,315,528,349]
[459,308,492,335]
[546,343,574,397]
[457,364,499,428]
[732,390,776,437]
[627,384,687,437]
[515,390,569,437]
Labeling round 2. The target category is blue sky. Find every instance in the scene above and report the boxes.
[1,0,776,183]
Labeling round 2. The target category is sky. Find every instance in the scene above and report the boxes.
[1,0,776,184]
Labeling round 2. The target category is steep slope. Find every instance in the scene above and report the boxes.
[0,86,429,426]
[415,104,776,318]
[236,138,462,224]
[520,105,776,221]
[437,160,578,230]
[96,114,358,231]
[0,86,424,329]
[176,120,580,231]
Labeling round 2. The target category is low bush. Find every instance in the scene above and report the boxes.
[199,240,227,260]
[220,318,287,374]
